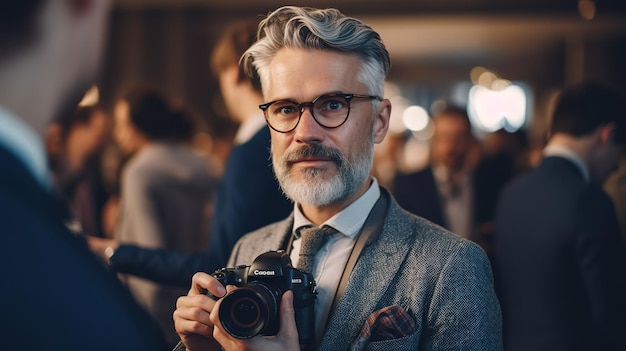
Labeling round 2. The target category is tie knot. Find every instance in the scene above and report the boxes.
[299,225,336,238]
[296,225,336,273]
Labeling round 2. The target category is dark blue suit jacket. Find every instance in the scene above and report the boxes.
[494,156,626,351]
[392,166,446,228]
[0,145,167,350]
[110,126,293,286]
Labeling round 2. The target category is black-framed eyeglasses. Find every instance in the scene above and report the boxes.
[259,92,383,133]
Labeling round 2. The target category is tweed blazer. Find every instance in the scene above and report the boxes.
[228,188,503,351]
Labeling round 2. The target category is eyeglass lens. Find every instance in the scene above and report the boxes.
[263,94,351,132]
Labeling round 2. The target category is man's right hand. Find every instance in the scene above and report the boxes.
[174,272,302,351]
[173,272,226,351]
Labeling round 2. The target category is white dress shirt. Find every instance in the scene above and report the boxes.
[290,178,381,338]
[233,114,267,145]
[0,106,50,188]
[433,165,473,239]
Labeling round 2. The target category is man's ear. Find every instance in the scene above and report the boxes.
[372,99,391,144]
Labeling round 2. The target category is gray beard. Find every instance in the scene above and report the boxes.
[273,142,373,206]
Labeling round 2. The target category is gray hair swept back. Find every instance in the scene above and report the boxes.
[241,6,391,98]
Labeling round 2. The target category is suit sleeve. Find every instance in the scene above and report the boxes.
[574,187,626,350]
[110,245,220,287]
[423,241,503,350]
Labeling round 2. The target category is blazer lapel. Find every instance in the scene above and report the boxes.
[319,202,415,350]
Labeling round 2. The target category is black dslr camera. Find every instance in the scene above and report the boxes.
[209,250,317,343]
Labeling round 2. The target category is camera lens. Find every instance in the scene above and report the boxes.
[219,282,280,339]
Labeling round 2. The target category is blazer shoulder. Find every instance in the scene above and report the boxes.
[385,198,486,259]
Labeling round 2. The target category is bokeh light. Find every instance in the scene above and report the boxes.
[468,82,527,132]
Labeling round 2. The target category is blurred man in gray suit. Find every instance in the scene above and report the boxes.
[173,6,502,351]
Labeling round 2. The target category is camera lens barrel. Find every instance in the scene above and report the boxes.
[219,282,281,339]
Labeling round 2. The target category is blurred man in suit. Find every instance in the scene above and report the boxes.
[494,82,626,351]
[393,106,479,239]
[204,21,294,268]
[173,6,501,351]
[0,0,167,350]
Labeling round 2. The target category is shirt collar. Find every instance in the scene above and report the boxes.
[233,114,267,145]
[543,144,590,182]
[293,178,381,239]
[0,106,51,188]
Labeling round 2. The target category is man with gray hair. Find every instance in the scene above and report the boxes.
[173,6,502,351]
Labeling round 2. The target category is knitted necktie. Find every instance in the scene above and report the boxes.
[297,225,336,274]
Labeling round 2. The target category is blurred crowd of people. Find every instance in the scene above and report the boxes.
[2,1,626,350]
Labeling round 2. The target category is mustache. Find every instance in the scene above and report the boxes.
[283,143,343,167]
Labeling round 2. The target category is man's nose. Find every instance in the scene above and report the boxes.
[294,105,324,142]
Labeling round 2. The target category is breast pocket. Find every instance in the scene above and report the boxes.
[349,305,420,351]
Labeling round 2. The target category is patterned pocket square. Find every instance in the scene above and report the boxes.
[351,305,417,350]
